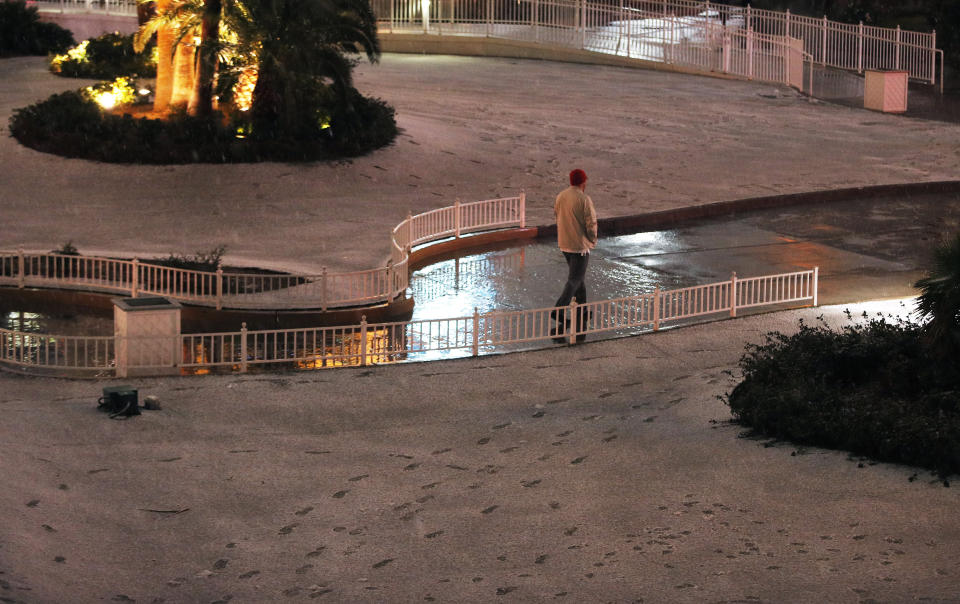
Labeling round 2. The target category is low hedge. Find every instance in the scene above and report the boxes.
[725,313,960,478]
[8,87,397,163]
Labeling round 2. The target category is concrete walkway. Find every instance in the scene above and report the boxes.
[2,54,960,603]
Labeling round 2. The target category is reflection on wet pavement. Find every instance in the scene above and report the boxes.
[410,191,960,331]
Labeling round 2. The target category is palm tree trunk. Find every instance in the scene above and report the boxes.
[152,0,173,111]
[169,40,196,108]
[188,0,221,116]
[251,52,285,136]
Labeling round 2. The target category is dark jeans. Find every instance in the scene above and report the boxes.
[555,251,589,308]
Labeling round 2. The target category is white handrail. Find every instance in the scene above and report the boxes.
[372,0,939,88]
[0,194,525,311]
[0,268,819,374]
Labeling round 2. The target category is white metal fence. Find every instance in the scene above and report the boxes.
[33,0,137,16]
[372,0,940,88]
[0,195,525,311]
[34,0,940,89]
[0,267,818,375]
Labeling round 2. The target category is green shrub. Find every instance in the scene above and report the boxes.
[725,312,960,477]
[50,32,157,79]
[8,84,397,163]
[0,0,75,57]
[915,233,960,360]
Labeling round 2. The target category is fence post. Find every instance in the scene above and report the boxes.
[812,266,819,307]
[581,0,586,49]
[131,258,139,297]
[240,322,248,373]
[472,307,480,356]
[624,2,630,58]
[747,27,754,78]
[745,4,750,30]
[386,261,394,299]
[216,262,223,310]
[730,271,738,317]
[422,0,428,32]
[821,15,827,66]
[406,211,413,253]
[454,199,461,238]
[17,249,24,289]
[932,30,937,87]
[486,0,492,36]
[723,31,730,73]
[652,287,660,331]
[530,0,538,32]
[858,21,863,73]
[568,299,578,345]
[668,13,674,63]
[360,315,368,366]
[321,267,329,312]
[895,25,901,70]
[784,8,789,37]
[519,191,526,228]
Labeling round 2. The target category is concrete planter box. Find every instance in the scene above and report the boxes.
[113,296,182,377]
[864,70,908,113]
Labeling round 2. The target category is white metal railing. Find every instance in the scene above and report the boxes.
[0,194,525,311]
[0,328,115,372]
[34,0,137,16]
[35,0,939,87]
[372,0,939,88]
[172,267,818,370]
[0,267,817,374]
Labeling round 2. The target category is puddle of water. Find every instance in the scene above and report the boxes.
[409,233,704,322]
[1,309,113,336]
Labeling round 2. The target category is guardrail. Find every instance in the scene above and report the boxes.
[0,194,525,311]
[0,268,818,375]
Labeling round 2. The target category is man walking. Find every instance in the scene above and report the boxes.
[553,168,597,338]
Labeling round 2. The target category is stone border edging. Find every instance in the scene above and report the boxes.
[535,180,960,238]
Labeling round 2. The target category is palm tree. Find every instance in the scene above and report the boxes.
[237,0,381,138]
[137,0,380,125]
[915,233,960,357]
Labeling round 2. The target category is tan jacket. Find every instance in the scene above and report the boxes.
[554,186,598,253]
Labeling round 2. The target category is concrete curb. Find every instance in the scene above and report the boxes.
[535,180,960,238]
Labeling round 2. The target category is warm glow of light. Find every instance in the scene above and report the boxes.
[233,68,257,112]
[295,328,401,369]
[97,92,117,109]
[86,77,139,110]
[51,40,90,72]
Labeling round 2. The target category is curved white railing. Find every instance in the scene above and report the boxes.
[0,194,526,311]
[34,0,138,16]
[372,0,939,88]
[0,268,818,375]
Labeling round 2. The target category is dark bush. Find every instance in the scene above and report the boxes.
[725,313,960,477]
[0,0,75,57]
[50,32,157,79]
[10,83,397,164]
[8,85,397,163]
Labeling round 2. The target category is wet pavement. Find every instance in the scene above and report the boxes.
[411,189,960,328]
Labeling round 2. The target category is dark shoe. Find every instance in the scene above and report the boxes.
[550,325,566,344]
[576,334,587,343]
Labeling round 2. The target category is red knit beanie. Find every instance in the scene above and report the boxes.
[569,169,587,186]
